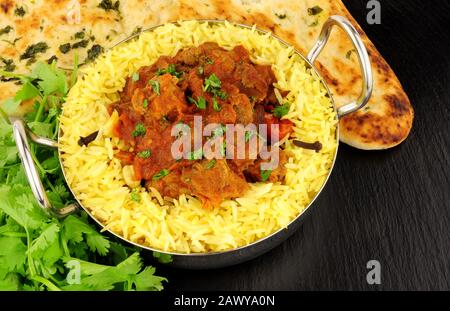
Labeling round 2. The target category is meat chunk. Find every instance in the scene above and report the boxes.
[110,43,292,208]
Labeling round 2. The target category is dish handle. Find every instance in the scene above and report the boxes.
[10,117,79,218]
[307,15,373,118]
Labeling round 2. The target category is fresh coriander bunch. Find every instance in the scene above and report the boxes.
[0,61,169,291]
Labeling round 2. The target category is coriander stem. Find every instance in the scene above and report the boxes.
[32,275,61,291]
[30,145,46,175]
[1,232,27,238]
[25,228,37,277]
[34,96,47,122]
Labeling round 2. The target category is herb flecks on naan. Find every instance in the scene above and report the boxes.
[0,0,413,150]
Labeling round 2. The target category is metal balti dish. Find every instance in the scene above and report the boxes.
[11,16,373,269]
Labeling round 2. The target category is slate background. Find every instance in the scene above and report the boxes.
[158,0,450,290]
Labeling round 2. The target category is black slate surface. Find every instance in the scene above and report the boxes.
[159,0,450,290]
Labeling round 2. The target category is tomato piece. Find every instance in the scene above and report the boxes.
[263,113,293,142]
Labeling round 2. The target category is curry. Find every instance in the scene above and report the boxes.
[109,43,295,207]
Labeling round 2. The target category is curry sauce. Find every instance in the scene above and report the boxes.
[109,43,294,207]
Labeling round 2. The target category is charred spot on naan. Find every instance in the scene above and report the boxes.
[340,92,413,149]
[0,0,14,15]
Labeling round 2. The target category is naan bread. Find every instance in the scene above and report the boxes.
[0,0,413,149]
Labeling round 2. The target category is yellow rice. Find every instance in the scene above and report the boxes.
[59,21,338,253]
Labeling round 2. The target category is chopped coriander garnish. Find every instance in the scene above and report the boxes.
[197,96,207,109]
[220,141,227,157]
[59,43,71,54]
[132,72,140,82]
[1,57,15,72]
[212,97,221,111]
[345,49,356,60]
[203,73,221,91]
[74,31,85,39]
[149,80,160,95]
[20,42,49,60]
[212,124,226,138]
[245,131,255,142]
[206,159,217,170]
[187,148,203,160]
[152,169,169,181]
[98,0,120,13]
[132,123,146,137]
[137,149,152,158]
[261,169,272,182]
[273,102,290,118]
[86,44,104,62]
[167,64,182,77]
[188,96,207,109]
[0,25,13,36]
[213,89,228,100]
[205,57,214,65]
[143,99,148,108]
[14,6,26,17]
[130,189,141,202]
[72,39,89,49]
[308,5,323,15]
[155,64,182,78]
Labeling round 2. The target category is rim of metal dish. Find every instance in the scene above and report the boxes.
[57,19,340,257]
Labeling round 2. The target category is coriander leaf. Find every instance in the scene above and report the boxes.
[0,273,21,290]
[1,98,21,115]
[205,159,217,170]
[152,169,169,181]
[0,237,27,278]
[86,235,110,256]
[14,81,40,101]
[132,123,146,137]
[212,97,221,111]
[245,131,255,142]
[152,251,172,264]
[0,185,47,230]
[273,102,290,118]
[131,72,139,82]
[28,121,53,138]
[188,96,206,109]
[137,150,151,158]
[31,62,68,95]
[134,266,166,291]
[28,222,62,267]
[261,169,272,182]
[130,189,141,202]
[203,73,221,91]
[187,148,203,160]
[0,145,17,167]
[149,80,160,95]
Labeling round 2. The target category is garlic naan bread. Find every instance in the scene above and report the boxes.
[0,0,413,150]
